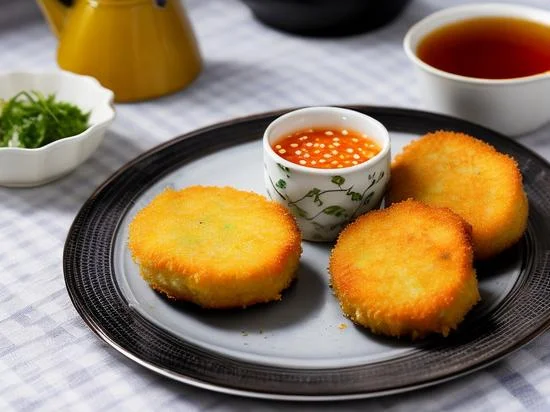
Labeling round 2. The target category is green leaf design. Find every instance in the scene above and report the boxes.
[331,176,345,186]
[277,163,291,177]
[305,188,323,206]
[275,179,287,189]
[290,203,308,218]
[322,205,347,217]
[311,221,325,230]
[363,191,375,205]
[350,191,362,201]
[305,188,321,197]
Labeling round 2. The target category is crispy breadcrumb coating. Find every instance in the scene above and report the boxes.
[329,199,480,339]
[388,130,528,259]
[128,186,302,309]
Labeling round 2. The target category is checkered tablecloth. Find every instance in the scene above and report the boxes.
[1,0,549,410]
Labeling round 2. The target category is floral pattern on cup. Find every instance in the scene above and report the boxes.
[266,164,387,241]
[263,106,391,242]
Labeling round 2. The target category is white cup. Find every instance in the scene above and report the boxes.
[403,3,550,135]
[263,107,391,242]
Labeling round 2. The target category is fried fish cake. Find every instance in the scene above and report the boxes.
[329,199,480,339]
[388,131,528,259]
[128,186,302,309]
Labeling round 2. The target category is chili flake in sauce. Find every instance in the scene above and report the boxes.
[272,128,381,169]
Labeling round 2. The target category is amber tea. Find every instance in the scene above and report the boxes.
[416,17,550,79]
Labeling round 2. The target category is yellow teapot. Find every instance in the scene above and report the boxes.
[37,0,202,102]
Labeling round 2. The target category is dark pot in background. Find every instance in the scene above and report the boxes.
[240,0,412,37]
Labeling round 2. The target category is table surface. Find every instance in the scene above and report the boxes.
[1,0,549,410]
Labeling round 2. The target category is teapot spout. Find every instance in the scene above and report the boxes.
[36,0,70,38]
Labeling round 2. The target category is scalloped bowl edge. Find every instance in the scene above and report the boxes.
[0,70,116,187]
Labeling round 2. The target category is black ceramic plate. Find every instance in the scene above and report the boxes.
[64,106,550,401]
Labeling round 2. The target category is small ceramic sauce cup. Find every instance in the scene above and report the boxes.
[263,107,390,242]
[404,3,550,135]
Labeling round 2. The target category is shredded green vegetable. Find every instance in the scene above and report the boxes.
[0,91,90,149]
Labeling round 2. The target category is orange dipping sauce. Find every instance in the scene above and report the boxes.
[272,127,381,169]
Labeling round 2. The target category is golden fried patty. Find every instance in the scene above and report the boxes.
[329,199,480,339]
[388,131,528,259]
[128,186,302,309]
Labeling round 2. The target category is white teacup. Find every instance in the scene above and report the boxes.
[404,3,550,135]
[263,107,391,242]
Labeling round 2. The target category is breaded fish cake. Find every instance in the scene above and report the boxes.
[329,199,480,339]
[128,186,302,309]
[388,131,528,259]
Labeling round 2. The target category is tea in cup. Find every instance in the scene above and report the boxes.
[404,3,550,135]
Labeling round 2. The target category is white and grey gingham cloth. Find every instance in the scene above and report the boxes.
[1,0,549,410]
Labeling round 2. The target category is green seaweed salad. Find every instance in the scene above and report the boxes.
[0,91,90,149]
